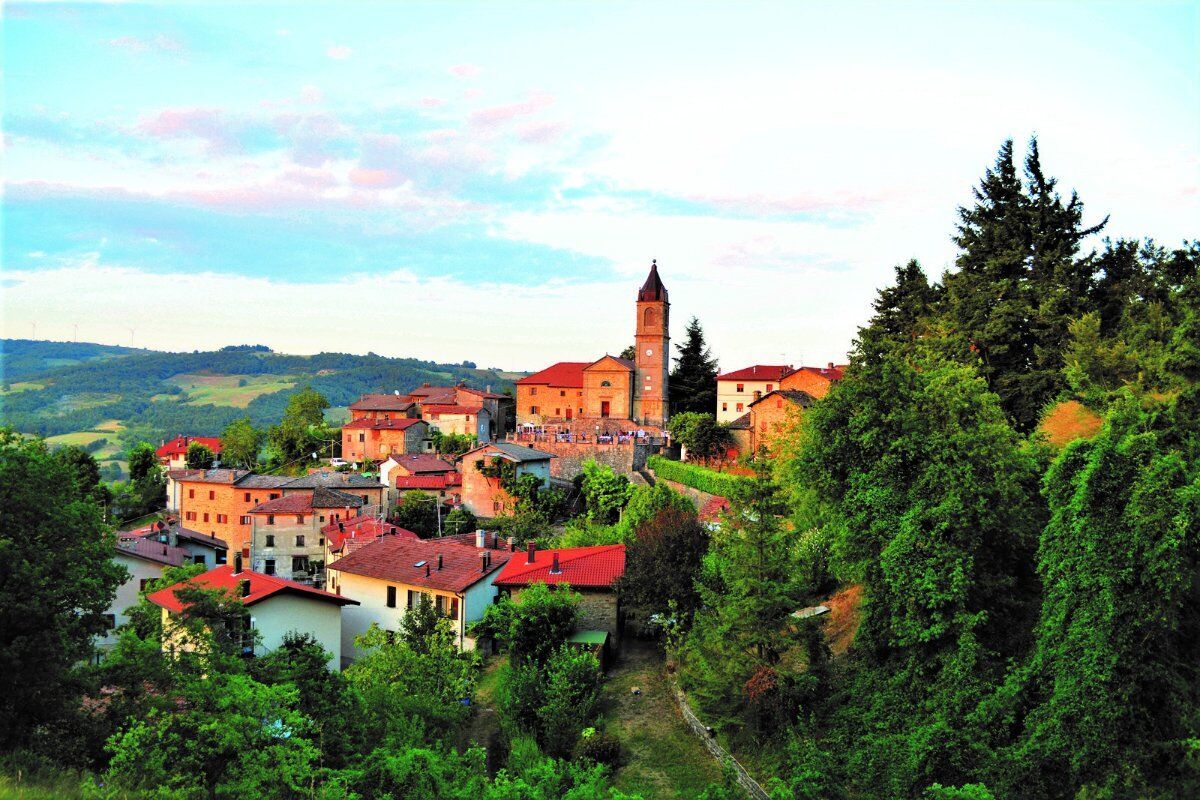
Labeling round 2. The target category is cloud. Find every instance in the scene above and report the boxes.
[516,121,567,144]
[470,92,555,128]
[299,85,324,104]
[419,97,445,109]
[106,34,186,54]
[135,107,241,154]
[448,63,481,78]
[326,44,353,60]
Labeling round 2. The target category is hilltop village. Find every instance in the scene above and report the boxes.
[106,260,847,668]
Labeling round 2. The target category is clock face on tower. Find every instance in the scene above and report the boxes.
[645,349,653,356]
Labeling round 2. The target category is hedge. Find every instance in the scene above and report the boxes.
[646,455,747,497]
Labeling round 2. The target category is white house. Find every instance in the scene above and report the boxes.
[328,530,512,664]
[98,537,192,652]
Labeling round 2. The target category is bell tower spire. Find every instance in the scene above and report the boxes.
[633,259,669,427]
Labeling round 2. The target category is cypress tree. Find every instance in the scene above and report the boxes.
[669,316,719,414]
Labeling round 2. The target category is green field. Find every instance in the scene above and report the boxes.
[0,381,46,396]
[167,373,297,408]
[44,422,127,479]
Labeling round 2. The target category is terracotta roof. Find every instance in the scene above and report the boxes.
[728,412,752,430]
[430,531,511,551]
[423,404,484,415]
[698,496,731,523]
[249,487,363,514]
[494,544,625,589]
[585,355,635,371]
[323,516,420,552]
[717,364,795,382]
[395,473,462,490]
[407,384,458,398]
[637,259,668,302]
[156,436,223,459]
[749,389,817,409]
[348,394,416,411]
[167,468,204,481]
[382,454,455,474]
[342,417,425,431]
[460,441,554,463]
[786,364,847,382]
[173,468,248,485]
[147,565,358,613]
[455,386,509,400]
[129,521,228,551]
[516,362,589,387]
[115,538,189,567]
[329,535,512,593]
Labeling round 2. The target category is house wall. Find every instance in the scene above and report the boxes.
[250,514,342,583]
[176,540,226,569]
[749,398,804,455]
[249,594,344,667]
[581,367,633,420]
[98,553,168,650]
[425,409,490,442]
[332,569,502,662]
[342,423,430,463]
[516,384,583,425]
[509,586,619,640]
[178,481,283,557]
[779,369,835,399]
[716,378,780,423]
[459,452,550,517]
[514,439,642,480]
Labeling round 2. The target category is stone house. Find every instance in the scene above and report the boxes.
[341,418,431,463]
[457,442,554,517]
[156,436,223,470]
[347,393,421,421]
[779,363,846,399]
[493,543,627,642]
[328,531,513,661]
[747,389,816,454]
[172,470,292,558]
[120,520,229,569]
[248,487,364,584]
[422,403,492,443]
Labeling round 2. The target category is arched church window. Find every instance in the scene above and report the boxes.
[644,307,657,327]
[600,380,611,387]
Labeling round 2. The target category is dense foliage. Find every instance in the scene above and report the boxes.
[646,454,746,497]
[669,317,720,415]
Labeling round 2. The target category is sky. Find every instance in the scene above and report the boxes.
[2,1,1197,372]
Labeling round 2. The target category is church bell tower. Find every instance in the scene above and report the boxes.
[633,259,669,427]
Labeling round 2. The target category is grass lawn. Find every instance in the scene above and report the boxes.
[166,373,296,408]
[0,381,46,395]
[326,406,351,425]
[602,640,722,799]
[44,430,109,448]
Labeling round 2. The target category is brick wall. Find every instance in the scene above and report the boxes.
[780,369,834,398]
[749,397,804,454]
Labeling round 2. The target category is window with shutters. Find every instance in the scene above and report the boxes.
[188,489,195,499]
[386,586,397,608]
[295,535,305,547]
[265,534,275,547]
[264,559,276,575]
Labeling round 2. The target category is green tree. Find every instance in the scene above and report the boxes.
[1061,311,1137,402]
[670,316,720,414]
[431,430,475,457]
[619,344,636,361]
[267,386,332,463]
[393,490,440,537]
[443,505,477,537]
[476,582,580,666]
[579,459,635,524]
[868,259,937,344]
[185,441,217,469]
[617,481,694,540]
[400,594,444,654]
[52,444,105,504]
[618,506,708,623]
[667,412,732,463]
[0,430,126,750]
[220,417,264,469]
[128,441,158,482]
[987,400,1200,798]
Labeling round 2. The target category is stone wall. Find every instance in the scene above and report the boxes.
[512,439,653,480]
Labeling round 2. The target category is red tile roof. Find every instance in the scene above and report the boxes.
[456,386,509,400]
[383,454,455,474]
[349,394,416,411]
[147,565,358,613]
[156,436,223,458]
[395,473,462,490]
[494,544,625,589]
[329,535,511,593]
[423,404,484,415]
[248,488,362,514]
[342,417,425,431]
[749,389,817,409]
[322,516,420,552]
[516,362,589,387]
[787,364,847,382]
[717,365,795,382]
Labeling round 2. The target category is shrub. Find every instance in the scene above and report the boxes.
[574,729,622,767]
[647,455,747,497]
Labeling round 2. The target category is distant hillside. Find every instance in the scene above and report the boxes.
[0,340,520,448]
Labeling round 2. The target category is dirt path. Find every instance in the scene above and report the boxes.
[601,640,723,799]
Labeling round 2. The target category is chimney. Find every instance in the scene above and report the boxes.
[234,553,243,575]
[507,536,516,551]
[338,522,345,533]
[475,529,486,548]
[425,563,431,578]
[437,554,443,571]
[162,543,168,555]
[550,551,561,574]
[827,361,834,371]
[526,541,536,564]
[239,579,250,598]
[752,365,756,374]
[480,551,488,573]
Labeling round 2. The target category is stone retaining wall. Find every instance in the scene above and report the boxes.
[668,674,771,800]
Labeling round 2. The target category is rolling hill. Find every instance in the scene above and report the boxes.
[0,340,520,474]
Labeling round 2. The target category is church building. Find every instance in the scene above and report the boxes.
[516,261,670,429]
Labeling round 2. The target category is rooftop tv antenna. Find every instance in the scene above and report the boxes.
[127,327,136,347]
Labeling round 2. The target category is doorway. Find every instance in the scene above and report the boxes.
[600,401,610,418]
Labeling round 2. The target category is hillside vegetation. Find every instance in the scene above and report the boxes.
[0,342,518,447]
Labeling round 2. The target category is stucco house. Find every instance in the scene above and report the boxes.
[147,559,358,668]
[457,442,554,518]
[328,530,512,662]
[98,537,192,652]
[493,543,626,642]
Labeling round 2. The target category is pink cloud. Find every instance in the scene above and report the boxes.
[516,121,566,144]
[348,167,401,188]
[327,44,353,60]
[470,92,555,127]
[135,108,240,154]
[448,63,481,78]
[300,85,324,104]
[281,167,337,189]
[687,190,889,216]
[107,34,185,54]
[419,97,445,109]
[425,129,459,142]
[464,88,483,100]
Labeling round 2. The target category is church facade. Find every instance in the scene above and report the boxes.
[516,261,670,429]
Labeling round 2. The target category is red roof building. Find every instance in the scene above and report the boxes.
[156,436,223,467]
[516,362,589,388]
[323,516,420,555]
[494,544,626,590]
[779,363,848,399]
[330,535,512,594]
[147,564,357,614]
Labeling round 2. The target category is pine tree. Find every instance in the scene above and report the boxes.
[670,316,719,414]
[868,259,938,343]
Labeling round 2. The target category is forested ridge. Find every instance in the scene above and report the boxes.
[0,342,516,440]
